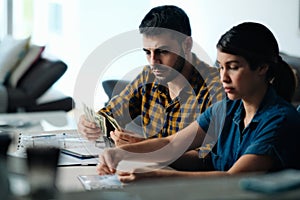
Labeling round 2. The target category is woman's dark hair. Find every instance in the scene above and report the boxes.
[217,22,296,102]
[139,5,191,37]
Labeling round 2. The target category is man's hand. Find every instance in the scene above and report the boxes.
[110,129,145,147]
[77,114,103,140]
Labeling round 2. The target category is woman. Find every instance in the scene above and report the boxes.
[97,22,300,182]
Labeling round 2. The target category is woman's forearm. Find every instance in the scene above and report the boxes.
[155,169,230,178]
[117,121,204,164]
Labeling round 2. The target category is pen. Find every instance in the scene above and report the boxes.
[31,134,56,138]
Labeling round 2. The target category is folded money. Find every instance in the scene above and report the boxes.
[82,102,107,136]
[99,111,122,131]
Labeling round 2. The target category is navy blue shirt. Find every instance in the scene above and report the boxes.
[197,87,300,171]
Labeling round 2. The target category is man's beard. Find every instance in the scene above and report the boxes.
[153,51,186,84]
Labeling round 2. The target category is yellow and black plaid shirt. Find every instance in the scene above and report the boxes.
[100,54,224,138]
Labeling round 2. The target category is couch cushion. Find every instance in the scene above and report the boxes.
[0,85,8,112]
[6,58,68,112]
[17,58,67,99]
[0,36,30,83]
[8,45,45,87]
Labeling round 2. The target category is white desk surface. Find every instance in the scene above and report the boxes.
[56,166,97,192]
[0,110,77,133]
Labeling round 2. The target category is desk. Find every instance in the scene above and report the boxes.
[53,173,300,200]
[6,152,300,199]
[2,110,100,197]
[4,112,300,199]
[1,111,78,156]
[7,157,300,200]
[56,166,97,192]
[0,110,77,133]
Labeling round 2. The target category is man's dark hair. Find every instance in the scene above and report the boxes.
[139,5,191,37]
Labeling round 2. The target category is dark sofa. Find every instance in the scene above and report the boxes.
[4,57,74,113]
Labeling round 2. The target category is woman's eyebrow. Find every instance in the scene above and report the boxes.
[217,60,240,65]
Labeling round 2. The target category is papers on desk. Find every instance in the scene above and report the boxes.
[78,174,123,190]
[9,130,104,166]
[77,161,160,191]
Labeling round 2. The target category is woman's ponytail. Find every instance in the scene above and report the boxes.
[271,56,297,102]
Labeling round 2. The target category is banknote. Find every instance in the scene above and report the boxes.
[82,102,107,136]
[99,111,121,131]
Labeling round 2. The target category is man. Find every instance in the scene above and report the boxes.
[78,5,224,152]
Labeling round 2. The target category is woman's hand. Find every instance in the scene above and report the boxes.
[117,168,159,183]
[97,148,125,175]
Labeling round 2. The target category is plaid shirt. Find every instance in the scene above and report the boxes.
[99,54,224,138]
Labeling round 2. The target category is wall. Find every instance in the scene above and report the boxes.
[14,0,299,108]
[64,0,300,108]
[151,0,300,63]
[75,0,151,108]
[31,0,151,108]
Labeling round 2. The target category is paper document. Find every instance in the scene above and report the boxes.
[11,131,105,159]
[78,174,123,190]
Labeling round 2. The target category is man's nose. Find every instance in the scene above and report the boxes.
[149,52,160,66]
